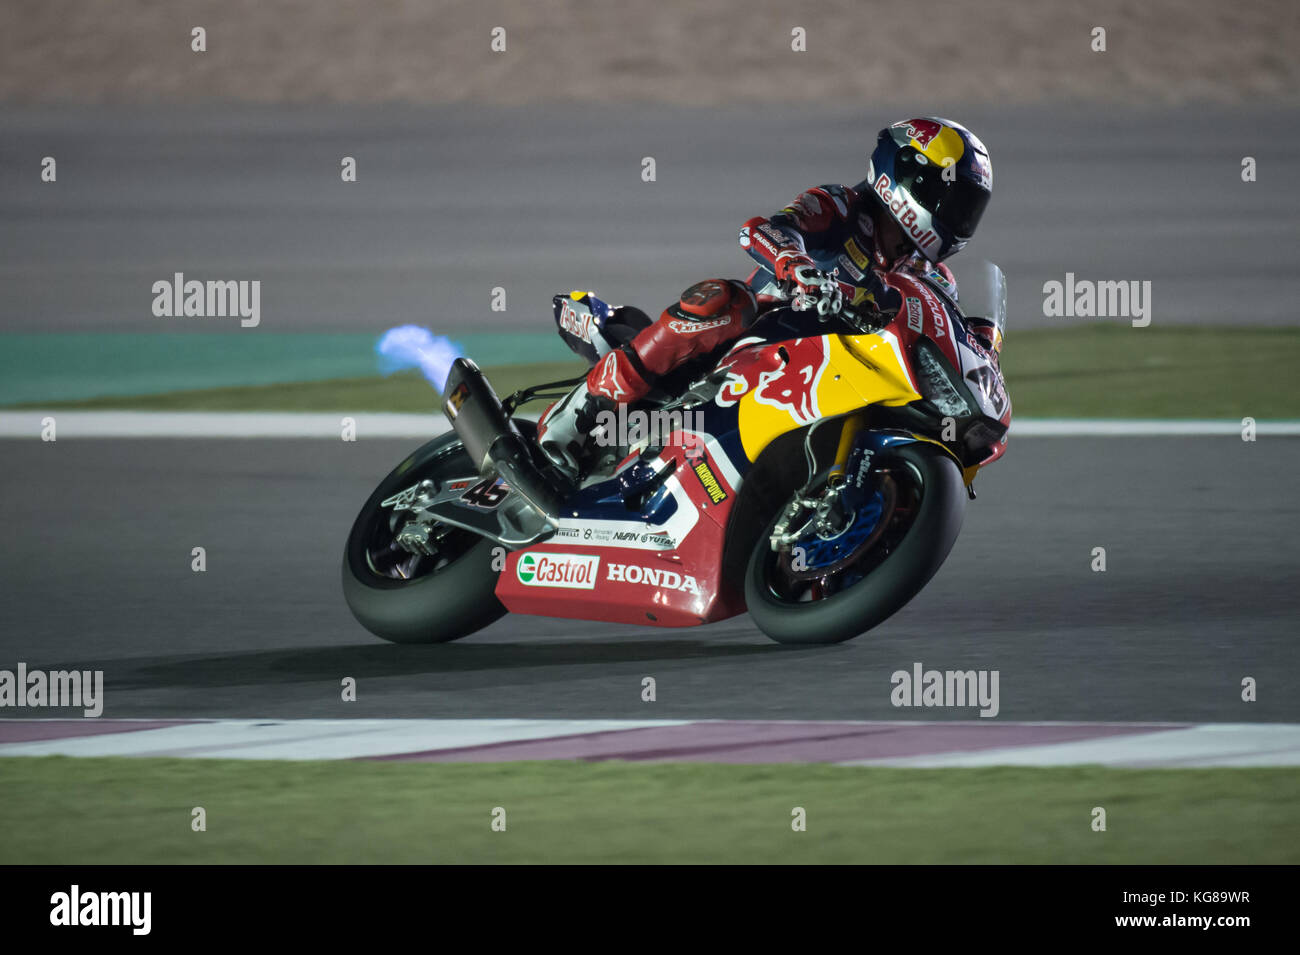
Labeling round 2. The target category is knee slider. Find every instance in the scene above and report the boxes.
[671,279,757,325]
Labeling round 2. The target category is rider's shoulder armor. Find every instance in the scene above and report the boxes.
[774,184,855,234]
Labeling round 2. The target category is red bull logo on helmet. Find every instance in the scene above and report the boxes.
[873,173,942,257]
[898,118,944,148]
[895,119,967,172]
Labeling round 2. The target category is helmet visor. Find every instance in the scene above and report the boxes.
[894,149,990,239]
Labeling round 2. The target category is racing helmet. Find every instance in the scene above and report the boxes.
[863,118,992,263]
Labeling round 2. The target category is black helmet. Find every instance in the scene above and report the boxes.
[863,117,993,262]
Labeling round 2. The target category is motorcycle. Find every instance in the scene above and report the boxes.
[342,261,1011,645]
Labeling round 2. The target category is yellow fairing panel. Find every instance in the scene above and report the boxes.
[737,332,922,462]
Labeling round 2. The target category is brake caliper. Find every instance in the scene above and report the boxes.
[382,479,443,556]
[770,442,890,574]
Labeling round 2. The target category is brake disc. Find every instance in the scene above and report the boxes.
[777,476,898,581]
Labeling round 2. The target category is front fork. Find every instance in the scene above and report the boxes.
[769,417,961,552]
[770,413,874,551]
[829,413,865,482]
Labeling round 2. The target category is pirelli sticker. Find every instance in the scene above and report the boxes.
[692,459,728,504]
[844,237,870,271]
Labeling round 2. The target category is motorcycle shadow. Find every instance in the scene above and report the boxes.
[36,637,801,693]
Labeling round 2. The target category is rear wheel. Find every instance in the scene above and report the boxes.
[342,432,505,644]
[744,441,965,645]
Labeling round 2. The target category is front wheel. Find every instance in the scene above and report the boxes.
[744,441,966,645]
[342,431,506,644]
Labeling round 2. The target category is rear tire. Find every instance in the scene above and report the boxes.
[744,442,966,645]
[342,432,506,644]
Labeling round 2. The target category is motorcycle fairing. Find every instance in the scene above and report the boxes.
[493,430,748,626]
[484,298,1003,625]
[880,270,1012,468]
[720,328,923,463]
[491,322,927,625]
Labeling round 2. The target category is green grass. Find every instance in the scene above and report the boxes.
[8,327,1300,418]
[1,757,1296,864]
[0,331,574,406]
[7,362,587,413]
[998,325,1300,418]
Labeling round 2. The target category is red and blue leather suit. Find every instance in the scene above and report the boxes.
[584,182,959,404]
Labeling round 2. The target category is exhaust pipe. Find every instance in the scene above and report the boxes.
[443,358,564,527]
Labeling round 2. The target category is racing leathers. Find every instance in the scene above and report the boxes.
[537,183,959,473]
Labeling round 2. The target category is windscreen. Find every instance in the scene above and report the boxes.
[950,259,1007,338]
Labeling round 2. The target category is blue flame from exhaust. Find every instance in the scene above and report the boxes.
[375,325,463,392]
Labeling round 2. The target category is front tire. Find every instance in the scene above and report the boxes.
[744,442,966,645]
[342,432,506,644]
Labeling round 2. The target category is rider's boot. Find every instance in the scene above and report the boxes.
[539,278,757,477]
[537,382,615,479]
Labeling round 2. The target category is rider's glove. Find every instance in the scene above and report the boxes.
[773,250,815,284]
[788,264,844,318]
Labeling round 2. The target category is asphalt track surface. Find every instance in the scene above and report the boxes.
[3,102,1299,333]
[2,435,1297,722]
[2,102,1297,727]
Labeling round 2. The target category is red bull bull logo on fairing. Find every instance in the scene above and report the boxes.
[715,337,831,426]
[752,336,829,425]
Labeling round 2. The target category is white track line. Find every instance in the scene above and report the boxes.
[2,412,1298,439]
[0,718,688,761]
[1009,419,1300,436]
[3,719,1297,766]
[0,412,451,438]
[839,724,1300,768]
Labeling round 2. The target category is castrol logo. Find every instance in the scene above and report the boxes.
[516,553,600,589]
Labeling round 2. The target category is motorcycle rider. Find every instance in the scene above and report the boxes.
[538,117,994,476]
